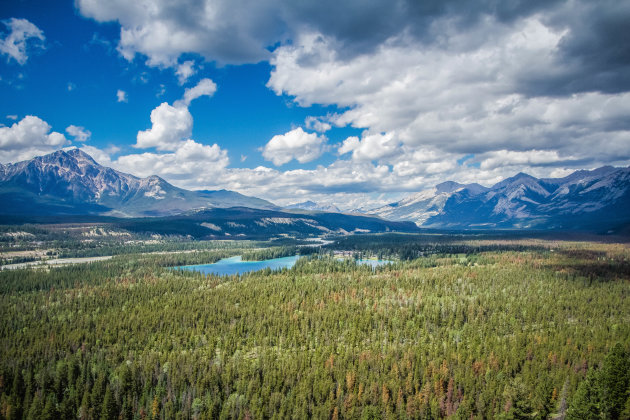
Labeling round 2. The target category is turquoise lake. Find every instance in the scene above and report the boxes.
[175,256,394,276]
[175,255,300,276]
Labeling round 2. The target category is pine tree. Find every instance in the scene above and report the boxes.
[566,369,601,420]
[500,377,535,420]
[599,343,630,419]
[25,393,43,420]
[41,394,59,420]
[100,386,118,420]
[78,389,90,420]
[620,395,630,420]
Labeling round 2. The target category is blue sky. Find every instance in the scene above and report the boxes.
[0,0,358,171]
[1,0,629,208]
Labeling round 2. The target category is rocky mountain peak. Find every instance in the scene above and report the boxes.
[0,150,276,217]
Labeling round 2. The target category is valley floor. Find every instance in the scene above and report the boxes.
[0,233,628,419]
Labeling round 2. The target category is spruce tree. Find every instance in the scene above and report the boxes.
[566,369,601,420]
[100,386,118,420]
[599,343,630,419]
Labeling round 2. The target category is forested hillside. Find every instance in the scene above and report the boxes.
[0,238,629,419]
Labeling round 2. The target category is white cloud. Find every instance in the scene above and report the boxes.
[105,145,121,155]
[177,78,217,106]
[262,127,327,166]
[112,140,229,182]
[338,132,399,162]
[76,0,279,66]
[136,102,193,151]
[66,125,92,142]
[135,79,217,151]
[116,89,128,102]
[67,0,630,208]
[0,116,69,162]
[546,168,573,179]
[79,145,113,166]
[338,136,359,156]
[478,150,563,170]
[305,116,331,132]
[116,77,227,182]
[175,60,196,85]
[267,19,630,169]
[6,115,18,120]
[0,18,44,65]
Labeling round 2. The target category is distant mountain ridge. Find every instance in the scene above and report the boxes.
[115,207,420,239]
[285,200,341,213]
[0,149,276,217]
[369,166,630,230]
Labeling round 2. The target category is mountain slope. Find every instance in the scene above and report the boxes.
[370,167,630,230]
[116,207,420,239]
[0,149,277,217]
[370,181,488,225]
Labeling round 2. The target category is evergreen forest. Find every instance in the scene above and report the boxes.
[0,232,629,419]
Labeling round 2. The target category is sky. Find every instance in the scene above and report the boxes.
[1,0,629,209]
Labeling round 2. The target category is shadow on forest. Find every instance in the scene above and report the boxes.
[549,249,630,282]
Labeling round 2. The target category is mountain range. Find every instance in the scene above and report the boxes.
[0,150,419,237]
[369,166,630,230]
[1,149,628,233]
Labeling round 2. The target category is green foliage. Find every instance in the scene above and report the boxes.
[567,343,630,420]
[600,343,630,419]
[241,245,319,261]
[499,377,535,419]
[0,238,628,418]
[566,365,602,419]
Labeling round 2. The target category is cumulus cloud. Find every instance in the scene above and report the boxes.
[111,76,230,184]
[75,0,630,93]
[77,0,282,65]
[115,140,228,181]
[0,18,44,65]
[177,78,217,106]
[136,102,193,150]
[136,78,217,151]
[478,150,564,170]
[66,125,91,142]
[175,60,196,85]
[68,0,630,208]
[116,89,127,102]
[338,132,399,162]
[268,19,630,169]
[262,127,327,166]
[305,116,331,132]
[0,116,69,162]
